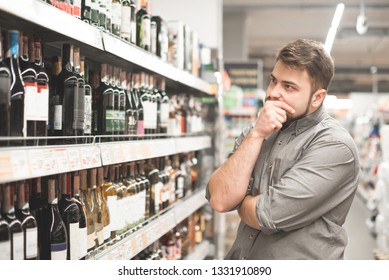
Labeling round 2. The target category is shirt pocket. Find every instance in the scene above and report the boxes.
[270,157,297,186]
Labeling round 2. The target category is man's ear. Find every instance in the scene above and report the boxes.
[311,89,327,108]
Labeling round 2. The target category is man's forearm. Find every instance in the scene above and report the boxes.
[238,195,261,229]
[208,131,264,212]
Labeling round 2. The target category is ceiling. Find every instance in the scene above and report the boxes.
[223,0,389,94]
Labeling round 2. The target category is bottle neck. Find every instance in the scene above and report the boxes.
[8,30,20,57]
[47,179,57,204]
[61,43,73,72]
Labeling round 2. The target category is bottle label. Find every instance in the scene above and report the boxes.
[160,24,169,61]
[51,242,67,260]
[78,226,87,259]
[69,222,80,260]
[96,225,104,246]
[84,94,92,134]
[73,0,82,18]
[111,2,121,26]
[119,111,126,133]
[0,240,11,260]
[121,5,132,40]
[54,105,63,130]
[175,237,182,259]
[103,225,110,241]
[12,231,24,260]
[26,227,38,259]
[87,232,95,250]
[160,103,169,128]
[176,177,184,199]
[24,83,39,121]
[137,120,144,135]
[151,22,157,55]
[72,85,85,130]
[105,109,115,132]
[141,16,151,49]
[106,195,119,231]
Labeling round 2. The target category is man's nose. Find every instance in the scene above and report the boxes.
[266,86,282,101]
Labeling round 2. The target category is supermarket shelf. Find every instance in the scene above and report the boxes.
[184,240,211,260]
[224,107,257,117]
[0,0,214,96]
[0,135,211,184]
[0,0,104,50]
[91,186,208,260]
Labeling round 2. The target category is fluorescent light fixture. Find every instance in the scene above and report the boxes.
[324,3,345,53]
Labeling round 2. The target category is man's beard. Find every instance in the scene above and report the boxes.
[282,94,313,129]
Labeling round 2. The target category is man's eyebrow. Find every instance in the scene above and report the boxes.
[270,73,301,88]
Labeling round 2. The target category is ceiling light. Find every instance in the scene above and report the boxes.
[356,0,368,35]
[324,3,345,53]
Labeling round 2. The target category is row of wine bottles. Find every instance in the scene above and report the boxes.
[0,27,204,146]
[42,0,201,76]
[132,208,209,260]
[0,151,201,260]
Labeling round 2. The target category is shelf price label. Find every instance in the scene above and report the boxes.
[28,149,46,177]
[67,148,82,171]
[53,148,70,173]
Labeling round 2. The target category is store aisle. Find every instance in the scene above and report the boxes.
[343,194,377,260]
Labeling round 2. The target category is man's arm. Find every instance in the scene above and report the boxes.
[208,100,294,212]
[237,195,260,229]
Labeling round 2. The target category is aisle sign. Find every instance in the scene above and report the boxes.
[224,61,263,89]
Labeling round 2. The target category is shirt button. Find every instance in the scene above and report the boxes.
[249,234,253,239]
[268,164,272,170]
[277,140,283,145]
[241,257,247,260]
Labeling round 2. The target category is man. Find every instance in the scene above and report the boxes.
[207,39,360,259]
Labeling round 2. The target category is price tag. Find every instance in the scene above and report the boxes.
[67,148,82,171]
[90,146,102,167]
[130,236,139,256]
[140,141,152,158]
[99,145,111,165]
[28,149,46,177]
[42,149,58,175]
[54,148,70,173]
[0,151,13,182]
[11,150,30,180]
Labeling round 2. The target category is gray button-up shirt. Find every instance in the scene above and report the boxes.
[207,106,360,259]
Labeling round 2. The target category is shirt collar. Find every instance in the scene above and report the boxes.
[288,105,327,136]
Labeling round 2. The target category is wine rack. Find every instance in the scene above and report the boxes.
[0,0,215,95]
[0,0,217,260]
[90,186,207,260]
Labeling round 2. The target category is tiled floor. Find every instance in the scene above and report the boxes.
[222,194,377,259]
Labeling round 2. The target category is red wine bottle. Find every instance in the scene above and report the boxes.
[0,29,11,146]
[42,178,68,260]
[58,173,80,260]
[15,181,38,260]
[4,30,25,144]
[0,187,11,260]
[1,184,23,260]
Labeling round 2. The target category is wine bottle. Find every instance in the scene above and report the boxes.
[102,165,118,239]
[0,187,11,260]
[111,0,121,36]
[148,75,157,137]
[110,65,120,138]
[153,76,162,137]
[48,56,61,141]
[133,73,144,137]
[118,69,126,137]
[19,33,40,145]
[87,169,104,246]
[126,162,140,228]
[1,184,24,260]
[4,30,25,143]
[90,0,100,27]
[30,36,49,145]
[151,15,168,61]
[43,178,67,260]
[120,0,136,43]
[29,177,44,259]
[54,44,84,144]
[136,161,149,220]
[165,156,176,205]
[0,29,11,146]
[159,78,169,136]
[81,0,92,24]
[98,0,107,31]
[79,170,96,252]
[173,155,185,200]
[136,0,151,51]
[15,181,38,260]
[72,173,87,259]
[139,72,151,137]
[73,47,86,143]
[58,173,80,260]
[96,64,114,138]
[81,56,92,138]
[125,72,135,137]
[97,167,110,242]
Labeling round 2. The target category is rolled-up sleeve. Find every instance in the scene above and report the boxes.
[257,138,359,234]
